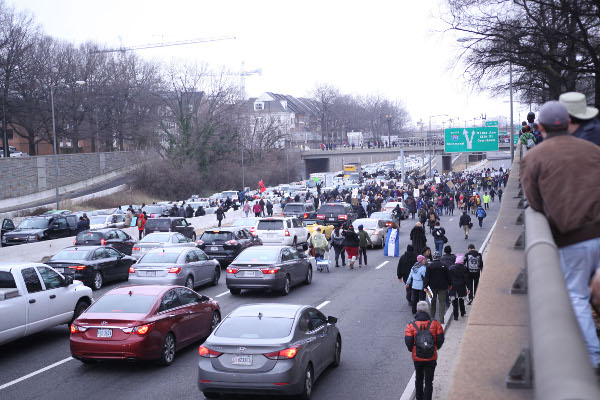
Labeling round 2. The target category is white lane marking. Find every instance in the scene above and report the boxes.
[449,218,453,221]
[399,372,416,400]
[0,357,73,391]
[479,220,497,254]
[316,301,330,310]
[375,261,389,270]
[215,290,230,298]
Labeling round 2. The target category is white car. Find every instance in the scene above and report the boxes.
[382,202,409,220]
[88,214,128,230]
[0,262,93,345]
[254,217,309,248]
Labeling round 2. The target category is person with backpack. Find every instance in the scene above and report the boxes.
[330,226,346,268]
[448,253,469,321]
[215,206,225,227]
[342,225,360,269]
[465,244,483,305]
[404,301,445,400]
[447,195,455,216]
[136,212,146,240]
[425,251,451,324]
[426,207,438,234]
[406,255,428,315]
[431,221,447,255]
[398,244,418,307]
[266,200,274,217]
[476,205,486,228]
[458,210,472,240]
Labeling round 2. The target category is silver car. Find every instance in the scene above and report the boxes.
[198,303,341,399]
[132,232,197,260]
[129,247,220,290]
[354,218,388,248]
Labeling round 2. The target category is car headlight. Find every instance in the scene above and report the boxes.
[28,235,38,241]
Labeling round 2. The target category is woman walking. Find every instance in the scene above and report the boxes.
[410,222,427,255]
[342,225,360,269]
[448,254,469,321]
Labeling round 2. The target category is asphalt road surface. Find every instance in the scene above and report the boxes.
[0,188,504,400]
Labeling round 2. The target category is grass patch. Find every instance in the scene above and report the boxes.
[65,190,162,212]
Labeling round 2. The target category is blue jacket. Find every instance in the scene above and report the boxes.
[476,207,486,218]
[407,262,427,290]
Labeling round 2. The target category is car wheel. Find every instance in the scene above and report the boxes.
[332,336,341,368]
[210,311,221,333]
[185,275,194,289]
[297,364,314,400]
[159,333,176,366]
[304,266,312,285]
[210,267,220,287]
[203,392,220,399]
[229,288,241,295]
[92,271,103,290]
[79,358,97,365]
[70,299,90,327]
[281,275,291,295]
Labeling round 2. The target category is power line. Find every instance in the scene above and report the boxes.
[89,36,236,54]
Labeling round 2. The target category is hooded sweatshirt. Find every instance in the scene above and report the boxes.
[406,262,427,290]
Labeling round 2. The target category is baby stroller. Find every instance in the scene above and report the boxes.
[316,255,330,273]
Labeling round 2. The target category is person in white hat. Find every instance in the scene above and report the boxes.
[558,91,600,146]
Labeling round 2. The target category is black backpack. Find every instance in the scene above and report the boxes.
[412,320,435,359]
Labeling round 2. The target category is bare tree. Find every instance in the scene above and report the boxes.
[312,84,339,143]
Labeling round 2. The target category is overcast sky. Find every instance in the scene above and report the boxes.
[14,0,533,131]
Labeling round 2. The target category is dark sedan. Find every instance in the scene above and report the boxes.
[45,246,136,290]
[1,215,73,246]
[197,227,262,267]
[74,229,136,255]
[70,285,221,366]
[144,217,196,240]
[226,246,312,296]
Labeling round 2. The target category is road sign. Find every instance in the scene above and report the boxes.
[514,134,519,145]
[485,120,498,127]
[444,127,499,153]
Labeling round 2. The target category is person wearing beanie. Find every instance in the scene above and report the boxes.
[357,224,373,267]
[522,99,600,368]
[406,255,428,315]
[448,254,469,321]
[398,244,418,306]
[425,251,450,324]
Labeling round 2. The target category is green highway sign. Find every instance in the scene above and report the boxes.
[444,127,499,153]
[485,120,498,127]
[514,134,519,145]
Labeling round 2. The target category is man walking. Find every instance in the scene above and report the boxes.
[357,224,373,267]
[465,244,483,305]
[498,187,503,202]
[483,192,490,209]
[425,251,450,324]
[136,212,146,240]
[431,222,446,255]
[398,244,418,307]
[330,226,346,268]
[404,301,444,400]
[521,99,600,368]
[215,206,225,227]
[459,210,472,239]
[476,205,486,228]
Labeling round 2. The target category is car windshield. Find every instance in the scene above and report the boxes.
[232,218,257,227]
[214,316,294,339]
[356,219,378,229]
[90,216,108,225]
[140,233,171,243]
[17,218,49,230]
[257,220,284,231]
[284,204,305,212]
[86,294,156,314]
[201,231,232,241]
[138,251,180,263]
[142,206,164,214]
[145,219,170,230]
[76,232,103,242]
[235,247,279,262]
[52,248,92,261]
[318,204,345,213]
[370,212,391,219]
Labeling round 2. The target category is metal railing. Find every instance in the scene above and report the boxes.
[524,207,600,399]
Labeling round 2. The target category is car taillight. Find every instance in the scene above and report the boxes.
[225,240,238,246]
[338,215,348,220]
[373,231,379,235]
[264,346,300,360]
[196,240,204,246]
[385,222,392,227]
[73,239,77,245]
[100,238,106,246]
[227,267,239,274]
[132,247,140,251]
[129,266,136,273]
[199,346,222,358]
[70,324,88,333]
[303,213,308,219]
[168,267,181,274]
[260,267,280,274]
[284,229,290,236]
[68,265,86,270]
[122,323,153,334]
[250,228,256,236]
[317,215,325,219]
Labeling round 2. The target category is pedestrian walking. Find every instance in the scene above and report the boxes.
[342,225,360,269]
[308,227,329,262]
[125,208,133,227]
[489,188,496,202]
[465,244,483,305]
[216,206,225,227]
[476,205,486,228]
[252,202,262,218]
[406,256,428,314]
[404,301,445,400]
[448,253,469,321]
[427,207,438,234]
[136,212,146,240]
[398,244,418,307]
[498,187,503,202]
[448,197,454,216]
[266,200,273,217]
[357,224,373,267]
[242,201,251,217]
[76,217,87,234]
[82,213,90,230]
[330,226,346,268]
[483,192,490,210]
[431,222,447,255]
[410,222,427,254]
[425,251,450,324]
[458,210,472,239]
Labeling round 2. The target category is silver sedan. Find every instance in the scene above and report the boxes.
[132,232,197,260]
[198,303,341,399]
[354,218,389,248]
[129,247,220,290]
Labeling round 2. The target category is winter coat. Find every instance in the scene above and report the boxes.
[459,213,471,227]
[440,253,456,268]
[425,260,450,291]
[409,226,427,254]
[357,230,372,248]
[215,208,225,220]
[124,210,133,226]
[465,250,484,274]
[342,230,360,248]
[397,250,418,281]
[448,263,469,298]
[252,204,262,214]
[476,206,486,219]
[431,227,446,243]
[242,202,251,212]
[404,312,445,362]
[331,230,344,248]
[406,262,427,290]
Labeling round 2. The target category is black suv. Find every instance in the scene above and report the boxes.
[1,215,74,246]
[282,202,317,220]
[74,228,137,255]
[197,227,262,267]
[316,203,359,226]
[144,217,196,240]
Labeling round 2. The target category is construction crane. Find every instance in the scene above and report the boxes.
[205,62,262,99]
[89,36,236,54]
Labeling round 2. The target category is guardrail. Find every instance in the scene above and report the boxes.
[523,207,600,399]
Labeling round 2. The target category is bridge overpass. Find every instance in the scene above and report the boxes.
[300,142,512,175]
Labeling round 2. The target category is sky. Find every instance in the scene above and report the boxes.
[13,0,533,131]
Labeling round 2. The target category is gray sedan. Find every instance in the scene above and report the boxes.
[225,246,312,296]
[132,232,197,260]
[129,247,220,290]
[198,303,341,399]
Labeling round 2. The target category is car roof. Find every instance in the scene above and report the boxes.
[84,228,115,233]
[0,262,46,272]
[147,217,181,220]
[203,227,238,232]
[61,245,102,251]
[105,285,173,296]
[145,246,190,253]
[229,303,305,319]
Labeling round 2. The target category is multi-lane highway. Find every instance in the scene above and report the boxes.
[0,189,503,400]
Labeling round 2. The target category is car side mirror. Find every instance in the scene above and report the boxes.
[199,295,209,302]
[64,276,74,286]
[327,316,338,324]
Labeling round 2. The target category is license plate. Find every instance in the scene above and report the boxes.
[55,268,64,273]
[97,328,112,338]
[210,246,219,251]
[143,271,156,277]
[265,233,276,237]
[232,355,253,366]
[243,270,255,277]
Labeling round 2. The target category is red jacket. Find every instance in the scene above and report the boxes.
[253,203,262,213]
[404,312,444,362]
[137,214,146,231]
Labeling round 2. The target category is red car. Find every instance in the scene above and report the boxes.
[70,285,221,366]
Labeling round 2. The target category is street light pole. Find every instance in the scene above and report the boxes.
[509,62,514,164]
[50,85,60,210]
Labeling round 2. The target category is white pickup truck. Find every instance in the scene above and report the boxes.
[0,262,93,345]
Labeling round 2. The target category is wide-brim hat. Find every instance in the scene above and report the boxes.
[559,92,599,120]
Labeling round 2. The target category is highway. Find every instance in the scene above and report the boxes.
[0,192,503,400]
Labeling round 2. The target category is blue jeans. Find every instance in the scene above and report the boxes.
[434,240,444,255]
[558,237,600,367]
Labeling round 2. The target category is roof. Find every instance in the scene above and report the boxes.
[145,246,190,253]
[203,227,240,232]
[229,303,304,319]
[265,93,320,115]
[105,285,173,296]
[0,262,46,271]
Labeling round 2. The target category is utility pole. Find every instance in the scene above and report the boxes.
[509,62,514,164]
[386,114,392,147]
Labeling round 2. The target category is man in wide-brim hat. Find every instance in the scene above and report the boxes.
[559,91,600,146]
